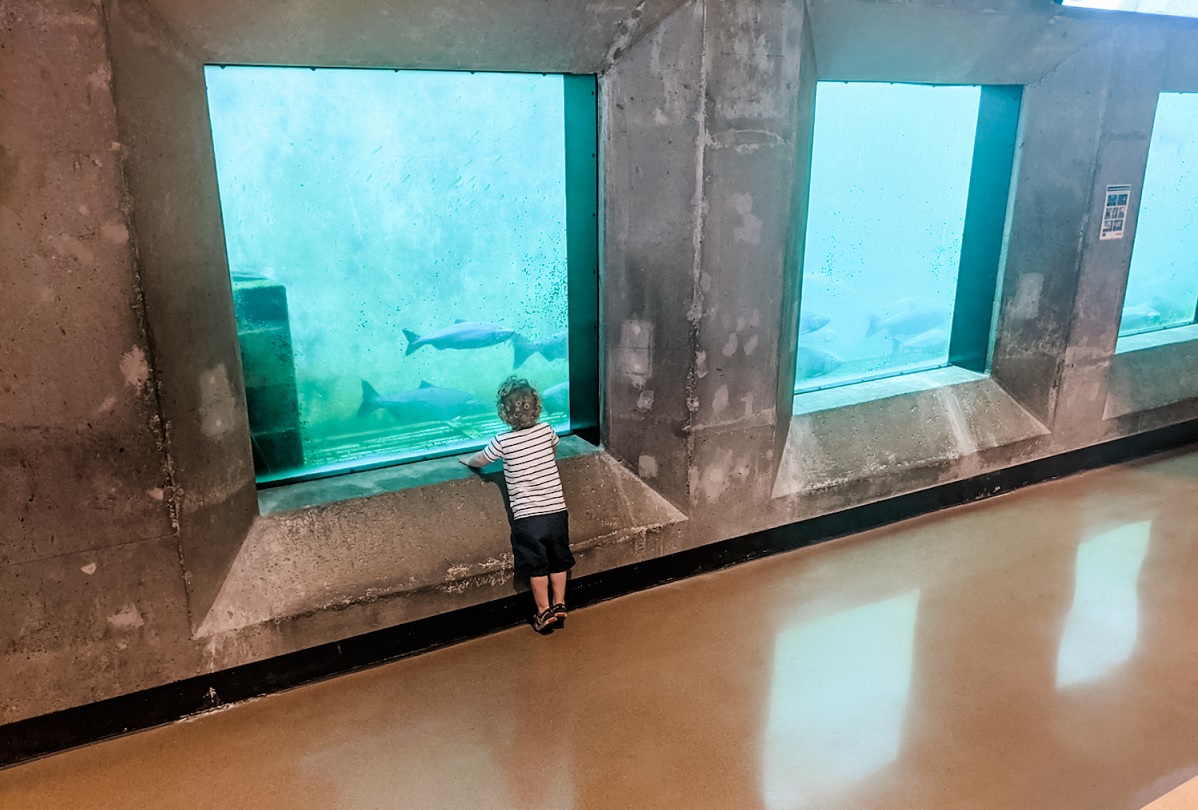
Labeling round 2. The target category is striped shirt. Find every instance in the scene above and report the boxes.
[481,421,567,520]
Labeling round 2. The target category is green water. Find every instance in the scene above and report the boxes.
[1118,92,1198,339]
[796,83,982,394]
[205,66,578,483]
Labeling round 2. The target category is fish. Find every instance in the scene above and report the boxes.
[802,272,858,296]
[1120,303,1164,333]
[542,381,570,412]
[1151,295,1194,323]
[357,380,486,421]
[402,320,515,356]
[799,310,831,334]
[866,302,949,341]
[513,331,569,368]
[806,325,843,345]
[795,346,844,379]
[892,328,951,354]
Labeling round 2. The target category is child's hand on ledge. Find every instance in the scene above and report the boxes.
[460,453,488,469]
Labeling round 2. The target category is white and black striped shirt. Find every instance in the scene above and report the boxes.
[481,421,567,520]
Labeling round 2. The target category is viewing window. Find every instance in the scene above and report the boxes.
[794,82,1020,395]
[204,66,598,486]
[1117,92,1198,344]
[1058,0,1198,20]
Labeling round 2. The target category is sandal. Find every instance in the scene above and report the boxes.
[532,607,557,634]
[551,603,567,629]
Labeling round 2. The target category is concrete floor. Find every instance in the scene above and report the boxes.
[3,449,1198,810]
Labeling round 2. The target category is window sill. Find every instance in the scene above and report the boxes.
[196,445,687,638]
[793,366,988,415]
[258,434,601,516]
[776,370,1048,499]
[1114,322,1198,354]
[1106,324,1198,419]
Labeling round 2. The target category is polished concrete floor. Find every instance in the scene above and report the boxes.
[3,449,1198,809]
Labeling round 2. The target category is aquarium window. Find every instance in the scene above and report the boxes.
[204,66,598,486]
[1057,0,1198,20]
[1116,93,1198,345]
[794,82,1020,395]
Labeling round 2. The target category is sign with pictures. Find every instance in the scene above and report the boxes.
[1100,184,1131,241]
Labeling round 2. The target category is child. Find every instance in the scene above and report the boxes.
[461,377,574,633]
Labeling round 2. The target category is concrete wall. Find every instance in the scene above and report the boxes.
[2,0,1197,725]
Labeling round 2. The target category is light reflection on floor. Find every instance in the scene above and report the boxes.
[1056,521,1152,688]
[763,591,920,809]
[2,451,1198,809]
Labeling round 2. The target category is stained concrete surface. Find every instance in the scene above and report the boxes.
[5,0,1198,733]
[197,451,686,636]
[4,448,1197,809]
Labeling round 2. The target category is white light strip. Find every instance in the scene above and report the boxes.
[1061,0,1198,19]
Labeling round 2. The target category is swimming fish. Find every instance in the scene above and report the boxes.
[795,346,844,379]
[866,302,949,341]
[541,381,570,412]
[799,310,831,334]
[513,331,569,368]
[402,320,515,356]
[357,380,486,421]
[1150,295,1193,323]
[892,328,951,354]
[802,272,858,297]
[1120,303,1164,333]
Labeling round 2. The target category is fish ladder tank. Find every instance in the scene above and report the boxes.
[795,82,1010,394]
[204,66,598,485]
[1117,92,1198,342]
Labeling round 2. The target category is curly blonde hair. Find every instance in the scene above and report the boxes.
[496,376,542,429]
[493,378,541,431]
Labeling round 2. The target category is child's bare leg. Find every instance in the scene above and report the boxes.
[530,576,551,613]
[549,572,567,607]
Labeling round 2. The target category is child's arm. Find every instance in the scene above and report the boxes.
[460,451,491,468]
[461,435,503,469]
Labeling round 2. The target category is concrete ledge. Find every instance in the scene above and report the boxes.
[197,449,686,637]
[1105,325,1198,419]
[774,370,1050,499]
[257,435,601,514]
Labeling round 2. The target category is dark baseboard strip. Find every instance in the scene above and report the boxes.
[3,419,1197,769]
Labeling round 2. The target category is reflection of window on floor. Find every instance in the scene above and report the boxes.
[794,82,1019,395]
[204,66,597,485]
[762,591,920,809]
[1117,93,1198,344]
[1059,0,1198,20]
[1056,521,1151,688]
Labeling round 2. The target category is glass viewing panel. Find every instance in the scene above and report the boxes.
[1118,92,1198,341]
[205,66,595,485]
[796,82,981,393]
[1059,0,1198,20]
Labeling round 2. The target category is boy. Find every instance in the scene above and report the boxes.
[461,377,574,633]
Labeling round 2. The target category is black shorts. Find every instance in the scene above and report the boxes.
[510,510,574,578]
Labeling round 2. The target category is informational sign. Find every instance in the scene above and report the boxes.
[1100,184,1131,240]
